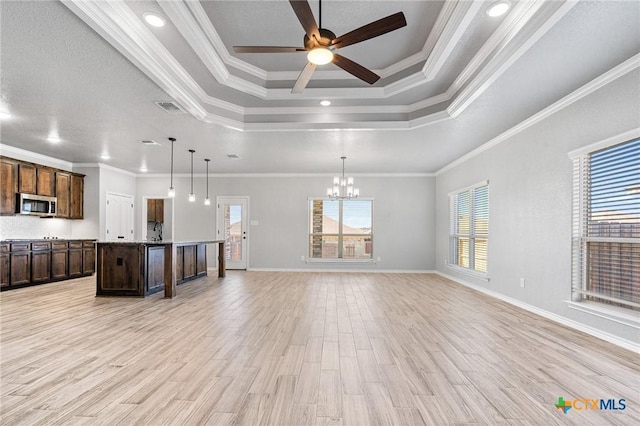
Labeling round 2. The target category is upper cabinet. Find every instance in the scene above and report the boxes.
[70,174,83,219]
[0,158,18,215]
[18,163,36,194]
[36,167,56,197]
[0,156,84,219]
[147,199,164,223]
[55,171,71,218]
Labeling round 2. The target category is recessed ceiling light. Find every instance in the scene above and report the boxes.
[486,1,510,17]
[0,111,12,120]
[143,12,166,28]
[320,100,331,106]
[47,136,61,143]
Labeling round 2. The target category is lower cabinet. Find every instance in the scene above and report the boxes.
[176,243,207,285]
[69,242,83,277]
[51,241,68,280]
[10,251,30,286]
[1,244,9,287]
[1,240,95,291]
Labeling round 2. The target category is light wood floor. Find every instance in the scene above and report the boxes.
[1,272,638,425]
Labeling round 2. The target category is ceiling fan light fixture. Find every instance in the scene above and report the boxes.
[307,48,333,65]
[486,1,510,17]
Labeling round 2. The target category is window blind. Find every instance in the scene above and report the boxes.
[572,138,640,310]
[450,182,489,273]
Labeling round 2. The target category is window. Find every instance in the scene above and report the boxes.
[449,182,489,274]
[309,199,373,260]
[571,138,640,311]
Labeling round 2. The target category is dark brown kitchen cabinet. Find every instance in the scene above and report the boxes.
[147,199,164,223]
[51,241,68,280]
[1,239,95,290]
[31,243,51,283]
[83,241,95,275]
[36,167,55,197]
[9,243,31,286]
[68,242,83,277]
[18,163,36,194]
[0,156,84,219]
[70,174,83,219]
[0,244,9,287]
[55,172,71,219]
[0,158,18,215]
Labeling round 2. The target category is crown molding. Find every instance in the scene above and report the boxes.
[62,0,581,131]
[62,0,209,121]
[422,0,482,82]
[437,53,640,175]
[139,172,435,179]
[184,0,267,80]
[0,144,73,170]
[448,0,578,117]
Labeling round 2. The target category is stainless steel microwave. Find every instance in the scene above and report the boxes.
[18,193,57,216]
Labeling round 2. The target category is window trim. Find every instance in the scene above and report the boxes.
[569,131,640,312]
[448,180,489,278]
[307,197,374,263]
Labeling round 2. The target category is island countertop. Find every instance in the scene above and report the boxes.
[95,240,223,246]
[96,240,226,298]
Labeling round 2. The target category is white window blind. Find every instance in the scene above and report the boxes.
[450,182,489,273]
[571,138,640,311]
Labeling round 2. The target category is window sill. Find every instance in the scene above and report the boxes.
[306,259,375,264]
[446,264,489,281]
[566,301,640,329]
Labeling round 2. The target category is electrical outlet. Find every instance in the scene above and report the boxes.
[300,255,305,261]
[520,278,526,288]
[377,256,381,262]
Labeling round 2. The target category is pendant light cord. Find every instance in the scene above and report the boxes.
[189,149,195,193]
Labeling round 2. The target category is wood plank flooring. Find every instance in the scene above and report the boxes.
[1,272,638,425]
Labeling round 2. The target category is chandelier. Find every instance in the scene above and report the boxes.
[327,156,359,199]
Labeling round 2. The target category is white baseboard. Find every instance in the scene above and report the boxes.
[247,268,436,274]
[434,271,639,353]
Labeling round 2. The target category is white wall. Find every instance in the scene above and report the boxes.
[137,175,436,271]
[435,69,640,345]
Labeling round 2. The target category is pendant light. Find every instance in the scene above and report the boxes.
[204,158,211,206]
[327,156,359,199]
[188,149,195,202]
[167,137,176,197]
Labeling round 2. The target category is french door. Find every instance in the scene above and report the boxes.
[216,197,248,269]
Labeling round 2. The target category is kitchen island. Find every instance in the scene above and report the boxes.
[95,240,225,298]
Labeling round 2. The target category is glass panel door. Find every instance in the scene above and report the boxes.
[217,197,248,269]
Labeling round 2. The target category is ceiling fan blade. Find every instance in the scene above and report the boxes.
[332,54,380,85]
[292,62,317,93]
[289,0,320,42]
[331,12,407,50]
[234,46,307,53]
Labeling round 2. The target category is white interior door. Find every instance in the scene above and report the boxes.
[106,193,134,241]
[217,197,248,269]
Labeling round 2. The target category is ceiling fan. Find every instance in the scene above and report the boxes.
[233,0,407,93]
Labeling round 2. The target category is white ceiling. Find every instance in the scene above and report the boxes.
[0,0,638,175]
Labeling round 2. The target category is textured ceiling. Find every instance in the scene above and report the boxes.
[0,0,638,175]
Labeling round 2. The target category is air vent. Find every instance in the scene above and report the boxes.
[140,140,161,146]
[154,101,184,114]
[227,154,241,159]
